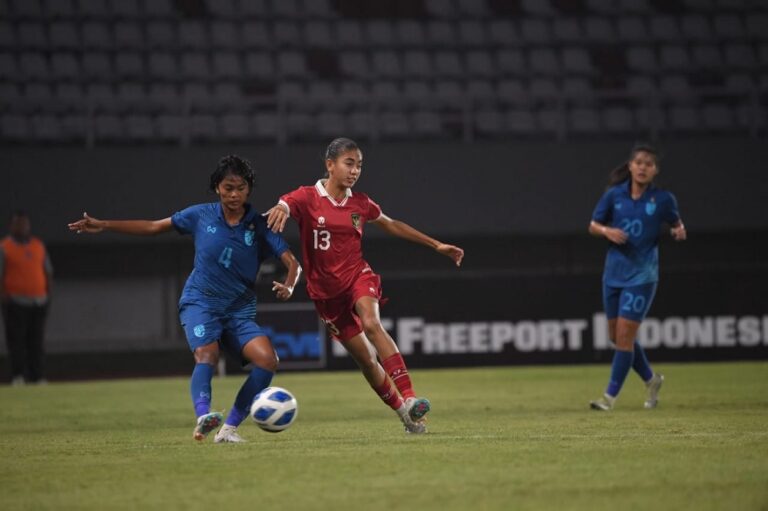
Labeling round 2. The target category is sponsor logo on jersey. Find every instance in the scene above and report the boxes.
[244,230,254,246]
[351,213,361,229]
[206,225,217,234]
[318,216,325,226]
[194,324,206,338]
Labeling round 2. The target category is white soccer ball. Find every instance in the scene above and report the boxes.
[250,386,298,433]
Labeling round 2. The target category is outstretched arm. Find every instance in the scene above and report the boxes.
[68,212,174,236]
[271,250,302,301]
[371,214,464,267]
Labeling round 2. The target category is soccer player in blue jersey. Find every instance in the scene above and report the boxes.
[588,144,686,411]
[67,155,301,442]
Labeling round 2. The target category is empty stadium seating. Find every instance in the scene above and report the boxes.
[0,0,765,144]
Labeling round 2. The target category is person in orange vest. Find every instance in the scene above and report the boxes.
[1,211,53,385]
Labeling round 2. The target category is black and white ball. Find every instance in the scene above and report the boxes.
[250,386,298,433]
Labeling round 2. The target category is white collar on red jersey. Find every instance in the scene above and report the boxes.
[315,179,352,207]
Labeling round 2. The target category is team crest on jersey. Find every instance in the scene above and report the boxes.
[645,200,656,216]
[351,213,361,229]
[614,202,623,210]
[244,230,255,246]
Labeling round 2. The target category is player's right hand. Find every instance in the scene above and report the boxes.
[604,227,628,244]
[67,212,104,234]
[264,204,288,233]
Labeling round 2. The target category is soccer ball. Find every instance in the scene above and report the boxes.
[250,386,298,433]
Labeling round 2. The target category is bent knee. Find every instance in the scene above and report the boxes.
[361,317,385,339]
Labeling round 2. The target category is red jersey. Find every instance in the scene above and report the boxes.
[280,180,383,300]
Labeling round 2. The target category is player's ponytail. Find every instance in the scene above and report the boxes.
[607,143,659,188]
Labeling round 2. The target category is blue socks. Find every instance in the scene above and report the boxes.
[190,363,214,418]
[606,349,634,398]
[632,341,654,382]
[225,366,274,427]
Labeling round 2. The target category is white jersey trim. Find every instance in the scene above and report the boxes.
[315,179,351,207]
[278,199,291,217]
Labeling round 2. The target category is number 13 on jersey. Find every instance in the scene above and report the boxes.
[313,229,331,250]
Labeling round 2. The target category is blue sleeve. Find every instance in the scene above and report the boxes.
[256,219,289,262]
[591,189,613,223]
[662,192,681,225]
[171,205,200,235]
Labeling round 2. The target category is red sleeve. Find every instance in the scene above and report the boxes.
[365,195,383,221]
[279,187,307,220]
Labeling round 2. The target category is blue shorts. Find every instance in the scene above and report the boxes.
[179,300,269,358]
[603,282,658,323]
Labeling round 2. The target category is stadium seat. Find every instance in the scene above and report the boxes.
[251,111,279,140]
[506,109,536,134]
[31,114,64,141]
[659,45,693,71]
[616,17,648,43]
[497,79,527,105]
[19,51,49,81]
[337,20,364,48]
[212,52,242,80]
[94,114,124,141]
[521,19,552,45]
[211,21,239,49]
[367,20,395,47]
[602,107,634,132]
[273,21,302,47]
[403,50,432,78]
[466,50,494,78]
[82,22,112,50]
[189,114,218,141]
[648,16,682,43]
[17,22,47,50]
[147,52,178,81]
[397,20,426,47]
[219,113,251,141]
[529,48,560,76]
[562,48,593,74]
[459,21,486,47]
[569,107,601,133]
[724,43,756,68]
[179,21,209,50]
[241,22,271,49]
[380,111,410,138]
[49,22,80,50]
[244,52,275,81]
[427,21,457,47]
[372,50,402,78]
[488,20,519,46]
[180,52,211,80]
[691,44,723,69]
[403,81,433,106]
[433,51,463,77]
[115,82,147,112]
[496,49,526,76]
[475,109,504,136]
[680,14,713,41]
[713,14,745,40]
[155,114,185,141]
[50,52,80,80]
[305,21,333,48]
[146,21,176,50]
[583,17,616,42]
[114,22,144,50]
[411,111,442,136]
[125,114,155,141]
[114,52,144,79]
[316,111,346,137]
[552,19,583,43]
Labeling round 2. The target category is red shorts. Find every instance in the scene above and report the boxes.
[313,271,383,342]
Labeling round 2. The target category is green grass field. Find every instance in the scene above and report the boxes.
[1,362,767,511]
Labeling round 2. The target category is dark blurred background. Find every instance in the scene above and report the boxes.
[1,0,766,379]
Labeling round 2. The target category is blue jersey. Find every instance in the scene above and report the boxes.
[172,202,289,309]
[591,181,680,287]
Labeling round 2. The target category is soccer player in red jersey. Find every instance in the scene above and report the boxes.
[265,138,464,434]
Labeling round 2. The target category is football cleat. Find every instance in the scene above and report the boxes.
[589,394,616,411]
[214,424,246,443]
[193,412,224,441]
[644,373,664,409]
[405,397,431,422]
[401,414,427,434]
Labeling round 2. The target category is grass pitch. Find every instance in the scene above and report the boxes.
[1,362,766,511]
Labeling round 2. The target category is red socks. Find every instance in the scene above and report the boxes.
[373,378,404,410]
[382,352,416,400]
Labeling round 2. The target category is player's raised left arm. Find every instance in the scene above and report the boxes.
[371,214,464,267]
